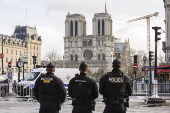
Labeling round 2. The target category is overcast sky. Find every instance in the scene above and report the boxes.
[0,0,165,59]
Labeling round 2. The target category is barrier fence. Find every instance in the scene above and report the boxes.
[0,83,9,97]
[1,82,170,101]
[132,82,170,100]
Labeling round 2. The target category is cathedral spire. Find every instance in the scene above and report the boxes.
[105,0,107,13]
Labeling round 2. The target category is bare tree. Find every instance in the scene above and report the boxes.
[43,49,62,62]
[42,49,63,67]
[127,48,147,81]
[158,54,165,65]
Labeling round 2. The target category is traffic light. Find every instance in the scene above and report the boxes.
[149,51,154,62]
[152,26,161,42]
[134,55,137,64]
[32,56,37,64]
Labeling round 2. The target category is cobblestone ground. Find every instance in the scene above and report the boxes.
[0,96,170,113]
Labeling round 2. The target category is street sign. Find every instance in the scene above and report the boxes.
[21,54,28,63]
[7,68,12,73]
[0,53,4,58]
[8,62,12,68]
[133,64,138,69]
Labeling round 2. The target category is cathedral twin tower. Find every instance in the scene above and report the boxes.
[63,11,115,72]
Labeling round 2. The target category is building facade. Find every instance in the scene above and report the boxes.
[63,11,118,73]
[163,0,170,63]
[114,38,131,74]
[0,25,42,73]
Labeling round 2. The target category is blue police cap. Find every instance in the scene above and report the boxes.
[112,59,121,65]
[47,62,55,68]
[79,61,88,69]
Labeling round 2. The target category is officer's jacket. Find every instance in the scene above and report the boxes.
[34,72,66,103]
[68,72,98,100]
[99,69,132,99]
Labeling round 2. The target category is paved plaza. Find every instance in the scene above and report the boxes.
[0,96,170,113]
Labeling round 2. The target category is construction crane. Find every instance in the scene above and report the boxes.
[127,12,159,53]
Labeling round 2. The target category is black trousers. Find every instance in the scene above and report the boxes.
[39,101,59,113]
[103,103,126,113]
[72,105,92,113]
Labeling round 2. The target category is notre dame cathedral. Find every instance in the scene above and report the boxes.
[63,10,130,74]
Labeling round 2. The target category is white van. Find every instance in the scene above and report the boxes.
[17,68,79,97]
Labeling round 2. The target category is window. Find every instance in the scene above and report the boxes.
[16,50,17,55]
[75,55,78,61]
[83,39,92,46]
[75,41,78,46]
[70,41,72,46]
[98,54,101,60]
[98,20,100,35]
[11,49,13,55]
[71,55,73,61]
[102,54,105,60]
[70,21,73,36]
[24,72,40,81]
[75,21,78,36]
[102,20,105,35]
[102,40,104,45]
[6,49,8,54]
[6,57,8,63]
[98,40,100,46]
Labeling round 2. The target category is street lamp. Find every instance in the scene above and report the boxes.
[0,34,6,74]
[142,56,147,81]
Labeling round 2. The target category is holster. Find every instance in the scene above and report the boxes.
[91,100,96,111]
[124,98,129,108]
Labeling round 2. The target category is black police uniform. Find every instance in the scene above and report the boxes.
[34,62,66,113]
[99,59,132,113]
[68,62,98,113]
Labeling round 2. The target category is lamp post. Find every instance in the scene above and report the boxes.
[0,34,5,74]
[143,56,147,79]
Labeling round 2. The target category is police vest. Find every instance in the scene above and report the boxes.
[105,71,126,99]
[39,74,58,99]
[71,76,91,100]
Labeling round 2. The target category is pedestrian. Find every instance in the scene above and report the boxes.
[68,61,98,113]
[34,62,66,113]
[12,80,17,93]
[99,59,132,113]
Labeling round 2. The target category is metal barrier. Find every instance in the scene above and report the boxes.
[132,82,170,100]
[0,83,9,97]
[16,82,35,102]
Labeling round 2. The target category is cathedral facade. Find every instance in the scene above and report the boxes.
[63,11,115,73]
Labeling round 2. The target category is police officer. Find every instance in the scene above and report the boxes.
[68,61,98,113]
[99,59,132,113]
[34,62,66,113]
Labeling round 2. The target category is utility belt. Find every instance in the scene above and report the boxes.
[72,99,96,111]
[103,99,124,105]
[72,99,92,105]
